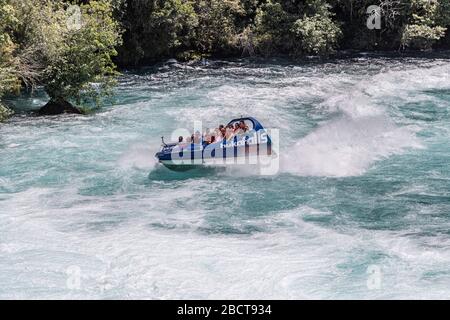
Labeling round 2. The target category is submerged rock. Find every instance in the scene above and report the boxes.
[38,99,82,115]
[165,58,178,65]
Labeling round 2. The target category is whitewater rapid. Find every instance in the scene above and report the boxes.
[1,56,450,299]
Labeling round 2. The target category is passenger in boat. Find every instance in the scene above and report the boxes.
[178,136,188,149]
[225,124,234,140]
[202,129,211,144]
[214,127,223,142]
[234,122,244,135]
[203,128,211,144]
[239,120,249,132]
[193,131,201,144]
[218,125,225,139]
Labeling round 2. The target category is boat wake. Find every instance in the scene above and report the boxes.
[281,114,423,177]
[117,143,158,171]
[281,63,445,177]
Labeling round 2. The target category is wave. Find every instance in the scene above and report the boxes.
[282,114,422,177]
[279,62,450,177]
[117,143,158,171]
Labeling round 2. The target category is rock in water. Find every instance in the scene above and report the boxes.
[165,58,178,65]
[38,99,82,115]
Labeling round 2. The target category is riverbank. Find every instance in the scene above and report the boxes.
[2,50,449,119]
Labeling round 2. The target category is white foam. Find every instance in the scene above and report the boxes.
[2,188,449,299]
[279,62,450,177]
[322,62,450,117]
[2,59,450,299]
[282,115,423,177]
[117,143,158,170]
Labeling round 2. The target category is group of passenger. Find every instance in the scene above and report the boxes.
[178,120,249,146]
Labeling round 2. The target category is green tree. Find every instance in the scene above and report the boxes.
[291,1,342,55]
[292,13,342,55]
[252,0,341,56]
[192,0,245,56]
[326,0,381,50]
[253,0,296,55]
[401,0,448,49]
[43,1,122,111]
[0,0,18,121]
[117,0,198,65]
[11,0,122,114]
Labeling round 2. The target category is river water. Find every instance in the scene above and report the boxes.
[1,56,449,299]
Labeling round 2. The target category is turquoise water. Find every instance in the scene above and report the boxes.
[1,56,450,299]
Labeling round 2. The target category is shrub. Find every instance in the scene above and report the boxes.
[401,24,447,49]
[401,0,449,49]
[42,1,122,107]
[192,0,245,56]
[253,0,295,55]
[0,0,19,121]
[118,0,198,65]
[292,13,342,55]
[0,103,13,121]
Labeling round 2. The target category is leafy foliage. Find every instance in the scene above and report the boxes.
[42,1,123,106]
[193,0,245,56]
[118,0,198,65]
[251,0,341,56]
[3,0,122,113]
[292,13,342,55]
[0,0,18,120]
[2,0,450,119]
[252,0,295,56]
[402,24,446,49]
[401,0,449,49]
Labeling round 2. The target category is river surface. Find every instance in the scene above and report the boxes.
[1,56,450,299]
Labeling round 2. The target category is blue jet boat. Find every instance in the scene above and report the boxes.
[155,117,273,171]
